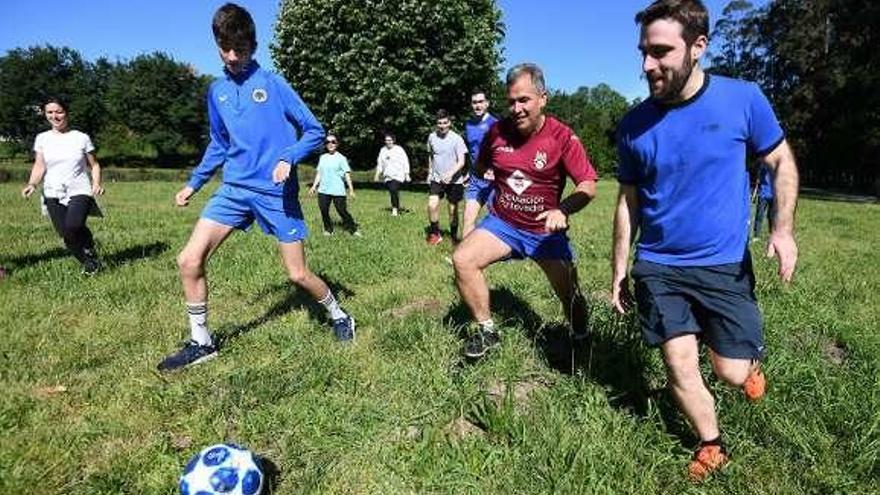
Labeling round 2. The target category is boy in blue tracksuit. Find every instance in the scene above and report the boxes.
[158,3,355,372]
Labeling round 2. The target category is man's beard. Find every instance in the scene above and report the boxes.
[650,51,695,102]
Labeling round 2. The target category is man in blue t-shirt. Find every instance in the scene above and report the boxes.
[611,0,799,481]
[158,4,356,372]
[461,89,499,238]
[752,163,775,239]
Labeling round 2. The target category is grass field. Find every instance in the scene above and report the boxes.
[1,180,878,494]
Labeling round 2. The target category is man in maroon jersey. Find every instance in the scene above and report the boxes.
[452,63,599,359]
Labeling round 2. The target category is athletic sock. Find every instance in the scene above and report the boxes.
[318,291,347,320]
[478,318,495,334]
[450,221,459,240]
[186,302,213,346]
[430,221,440,235]
[700,436,724,448]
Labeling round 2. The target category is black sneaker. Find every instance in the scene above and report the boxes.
[157,340,218,372]
[462,328,500,359]
[81,257,102,275]
[332,315,356,342]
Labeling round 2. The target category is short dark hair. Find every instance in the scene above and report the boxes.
[44,96,69,112]
[383,132,396,141]
[471,88,488,99]
[635,0,709,46]
[436,109,450,121]
[212,3,257,52]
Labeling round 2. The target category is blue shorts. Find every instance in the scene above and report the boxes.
[477,214,573,261]
[201,184,308,243]
[631,257,765,360]
[465,174,493,204]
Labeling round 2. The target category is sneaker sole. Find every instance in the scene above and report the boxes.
[158,350,218,373]
[463,342,499,359]
[336,317,356,342]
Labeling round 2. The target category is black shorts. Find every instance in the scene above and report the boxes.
[631,256,765,360]
[429,181,464,203]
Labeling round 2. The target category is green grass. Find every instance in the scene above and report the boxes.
[1,180,878,494]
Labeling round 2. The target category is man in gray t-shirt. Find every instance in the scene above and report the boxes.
[426,109,467,244]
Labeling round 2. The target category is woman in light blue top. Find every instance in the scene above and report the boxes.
[309,133,360,235]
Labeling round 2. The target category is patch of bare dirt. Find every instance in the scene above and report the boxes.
[387,298,445,319]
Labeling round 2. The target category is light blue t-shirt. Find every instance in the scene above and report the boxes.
[316,152,351,196]
[617,75,784,266]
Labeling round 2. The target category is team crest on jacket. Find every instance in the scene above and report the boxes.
[507,170,533,195]
[252,88,268,103]
[533,150,548,170]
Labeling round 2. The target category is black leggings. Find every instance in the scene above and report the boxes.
[44,195,96,262]
[317,193,357,233]
[386,180,401,209]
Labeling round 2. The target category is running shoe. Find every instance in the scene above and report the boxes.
[332,314,356,342]
[462,328,500,359]
[687,444,729,482]
[743,368,766,402]
[157,340,218,372]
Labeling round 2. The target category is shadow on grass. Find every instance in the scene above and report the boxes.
[444,286,696,445]
[257,455,281,494]
[215,276,354,348]
[103,241,169,268]
[1,241,169,276]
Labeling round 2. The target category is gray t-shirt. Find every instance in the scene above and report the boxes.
[427,130,466,183]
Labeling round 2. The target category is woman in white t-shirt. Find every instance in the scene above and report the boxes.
[374,132,410,216]
[21,97,105,274]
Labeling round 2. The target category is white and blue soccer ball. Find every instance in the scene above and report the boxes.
[179,443,263,495]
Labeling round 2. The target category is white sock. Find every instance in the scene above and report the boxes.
[187,302,213,346]
[478,318,495,333]
[318,291,346,320]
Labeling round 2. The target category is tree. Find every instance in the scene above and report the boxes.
[0,45,100,153]
[103,53,211,165]
[272,0,504,169]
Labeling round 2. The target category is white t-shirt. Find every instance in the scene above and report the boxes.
[33,129,95,201]
[376,145,410,182]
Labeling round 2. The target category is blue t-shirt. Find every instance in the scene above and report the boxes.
[465,113,498,175]
[617,75,784,266]
[316,152,351,196]
[187,62,325,197]
[758,164,774,199]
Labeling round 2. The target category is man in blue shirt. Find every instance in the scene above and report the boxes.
[462,89,499,238]
[611,0,799,481]
[158,3,355,372]
[752,163,775,239]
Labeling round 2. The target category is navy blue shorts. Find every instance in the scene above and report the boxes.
[631,257,765,360]
[201,184,308,243]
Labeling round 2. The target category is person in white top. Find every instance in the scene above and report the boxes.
[374,132,410,216]
[21,97,105,274]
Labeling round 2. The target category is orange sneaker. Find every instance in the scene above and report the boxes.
[743,368,766,402]
[687,444,729,482]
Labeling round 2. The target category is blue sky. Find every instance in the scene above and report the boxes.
[0,0,750,101]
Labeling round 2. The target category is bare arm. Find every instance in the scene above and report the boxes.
[762,139,799,282]
[86,152,104,195]
[345,172,355,197]
[611,184,640,313]
[21,152,47,198]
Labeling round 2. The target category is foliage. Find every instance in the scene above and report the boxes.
[0,46,211,166]
[272,0,504,169]
[545,84,630,175]
[1,181,879,493]
[709,0,880,194]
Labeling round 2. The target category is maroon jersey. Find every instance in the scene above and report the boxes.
[478,116,598,233]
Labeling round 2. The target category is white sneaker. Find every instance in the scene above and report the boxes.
[353,231,362,237]
[323,231,332,236]
[391,209,399,216]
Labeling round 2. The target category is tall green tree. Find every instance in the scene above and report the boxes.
[272,0,504,168]
[103,53,210,164]
[0,45,100,152]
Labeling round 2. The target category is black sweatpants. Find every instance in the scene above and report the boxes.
[317,193,357,233]
[386,180,402,210]
[44,195,96,263]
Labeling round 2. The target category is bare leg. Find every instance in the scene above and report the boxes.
[448,200,460,240]
[452,229,512,322]
[177,219,235,303]
[535,259,589,333]
[662,335,721,442]
[278,241,330,299]
[709,349,758,387]
[462,199,482,239]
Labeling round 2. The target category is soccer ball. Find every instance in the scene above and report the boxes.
[179,443,263,495]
